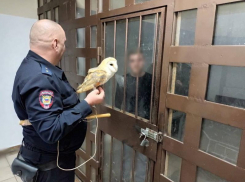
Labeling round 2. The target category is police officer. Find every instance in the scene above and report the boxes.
[12,19,105,181]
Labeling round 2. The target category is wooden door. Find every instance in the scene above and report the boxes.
[158,0,245,182]
[98,7,165,182]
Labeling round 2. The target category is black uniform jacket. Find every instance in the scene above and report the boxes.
[12,50,92,165]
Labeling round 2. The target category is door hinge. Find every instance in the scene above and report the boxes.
[140,128,163,143]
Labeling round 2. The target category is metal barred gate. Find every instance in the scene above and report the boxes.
[37,0,245,181]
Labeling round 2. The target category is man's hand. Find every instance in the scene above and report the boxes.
[84,87,105,105]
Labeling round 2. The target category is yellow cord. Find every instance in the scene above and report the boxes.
[56,106,98,171]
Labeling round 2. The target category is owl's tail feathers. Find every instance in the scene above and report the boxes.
[77,83,93,93]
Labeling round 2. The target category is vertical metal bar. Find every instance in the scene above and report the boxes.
[123,19,129,113]
[101,133,105,181]
[135,15,142,119]
[149,13,159,124]
[112,20,116,109]
[120,143,124,182]
[103,22,106,59]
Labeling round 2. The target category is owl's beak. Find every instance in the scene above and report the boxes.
[113,64,118,72]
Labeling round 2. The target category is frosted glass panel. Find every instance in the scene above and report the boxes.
[134,152,148,182]
[200,119,242,164]
[76,0,85,18]
[103,134,111,182]
[54,7,59,23]
[91,0,98,15]
[39,0,43,7]
[214,2,245,45]
[46,11,51,20]
[79,92,86,101]
[80,137,86,151]
[171,63,191,96]
[111,138,122,182]
[165,152,182,182]
[207,65,245,109]
[91,142,96,159]
[135,0,151,3]
[168,110,186,142]
[196,168,229,182]
[104,22,114,106]
[77,28,85,48]
[91,26,97,48]
[122,144,134,182]
[77,57,86,76]
[110,0,125,10]
[175,9,197,45]
[78,156,86,174]
[91,167,97,182]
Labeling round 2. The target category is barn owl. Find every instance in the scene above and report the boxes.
[77,57,118,93]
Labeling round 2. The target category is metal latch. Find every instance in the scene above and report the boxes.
[139,128,163,147]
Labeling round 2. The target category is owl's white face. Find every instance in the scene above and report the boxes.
[107,60,118,73]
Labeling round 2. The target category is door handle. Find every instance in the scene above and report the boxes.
[139,128,163,147]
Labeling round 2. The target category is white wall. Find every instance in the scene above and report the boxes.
[0,1,37,149]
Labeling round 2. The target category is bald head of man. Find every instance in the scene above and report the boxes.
[30,19,66,66]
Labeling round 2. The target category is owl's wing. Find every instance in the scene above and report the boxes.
[77,69,107,93]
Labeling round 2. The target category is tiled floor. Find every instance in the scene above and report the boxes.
[0,150,21,182]
[0,149,82,182]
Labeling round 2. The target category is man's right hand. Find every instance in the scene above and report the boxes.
[84,87,105,106]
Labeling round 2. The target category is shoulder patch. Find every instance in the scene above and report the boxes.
[40,64,52,76]
[39,90,54,109]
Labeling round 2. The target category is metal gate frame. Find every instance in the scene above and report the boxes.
[37,0,245,182]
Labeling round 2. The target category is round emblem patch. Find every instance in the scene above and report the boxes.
[39,90,54,109]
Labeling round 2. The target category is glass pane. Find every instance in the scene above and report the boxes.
[175,9,197,46]
[77,28,85,48]
[91,0,97,15]
[103,134,111,182]
[136,14,156,120]
[122,144,134,182]
[134,152,148,182]
[54,7,59,23]
[171,63,191,96]
[91,142,96,159]
[214,2,245,45]
[115,19,126,110]
[39,14,44,20]
[39,0,43,7]
[125,17,140,116]
[168,110,186,142]
[91,167,97,182]
[46,11,51,20]
[196,167,229,182]
[98,0,103,13]
[164,152,182,182]
[77,57,86,76]
[200,119,242,165]
[110,0,125,10]
[80,137,86,151]
[76,0,85,19]
[135,0,151,3]
[78,86,86,101]
[91,26,97,48]
[104,22,114,106]
[78,156,86,174]
[207,65,245,109]
[47,0,51,2]
[91,58,97,68]
[111,138,122,182]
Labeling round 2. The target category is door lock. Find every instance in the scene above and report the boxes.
[139,128,163,147]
